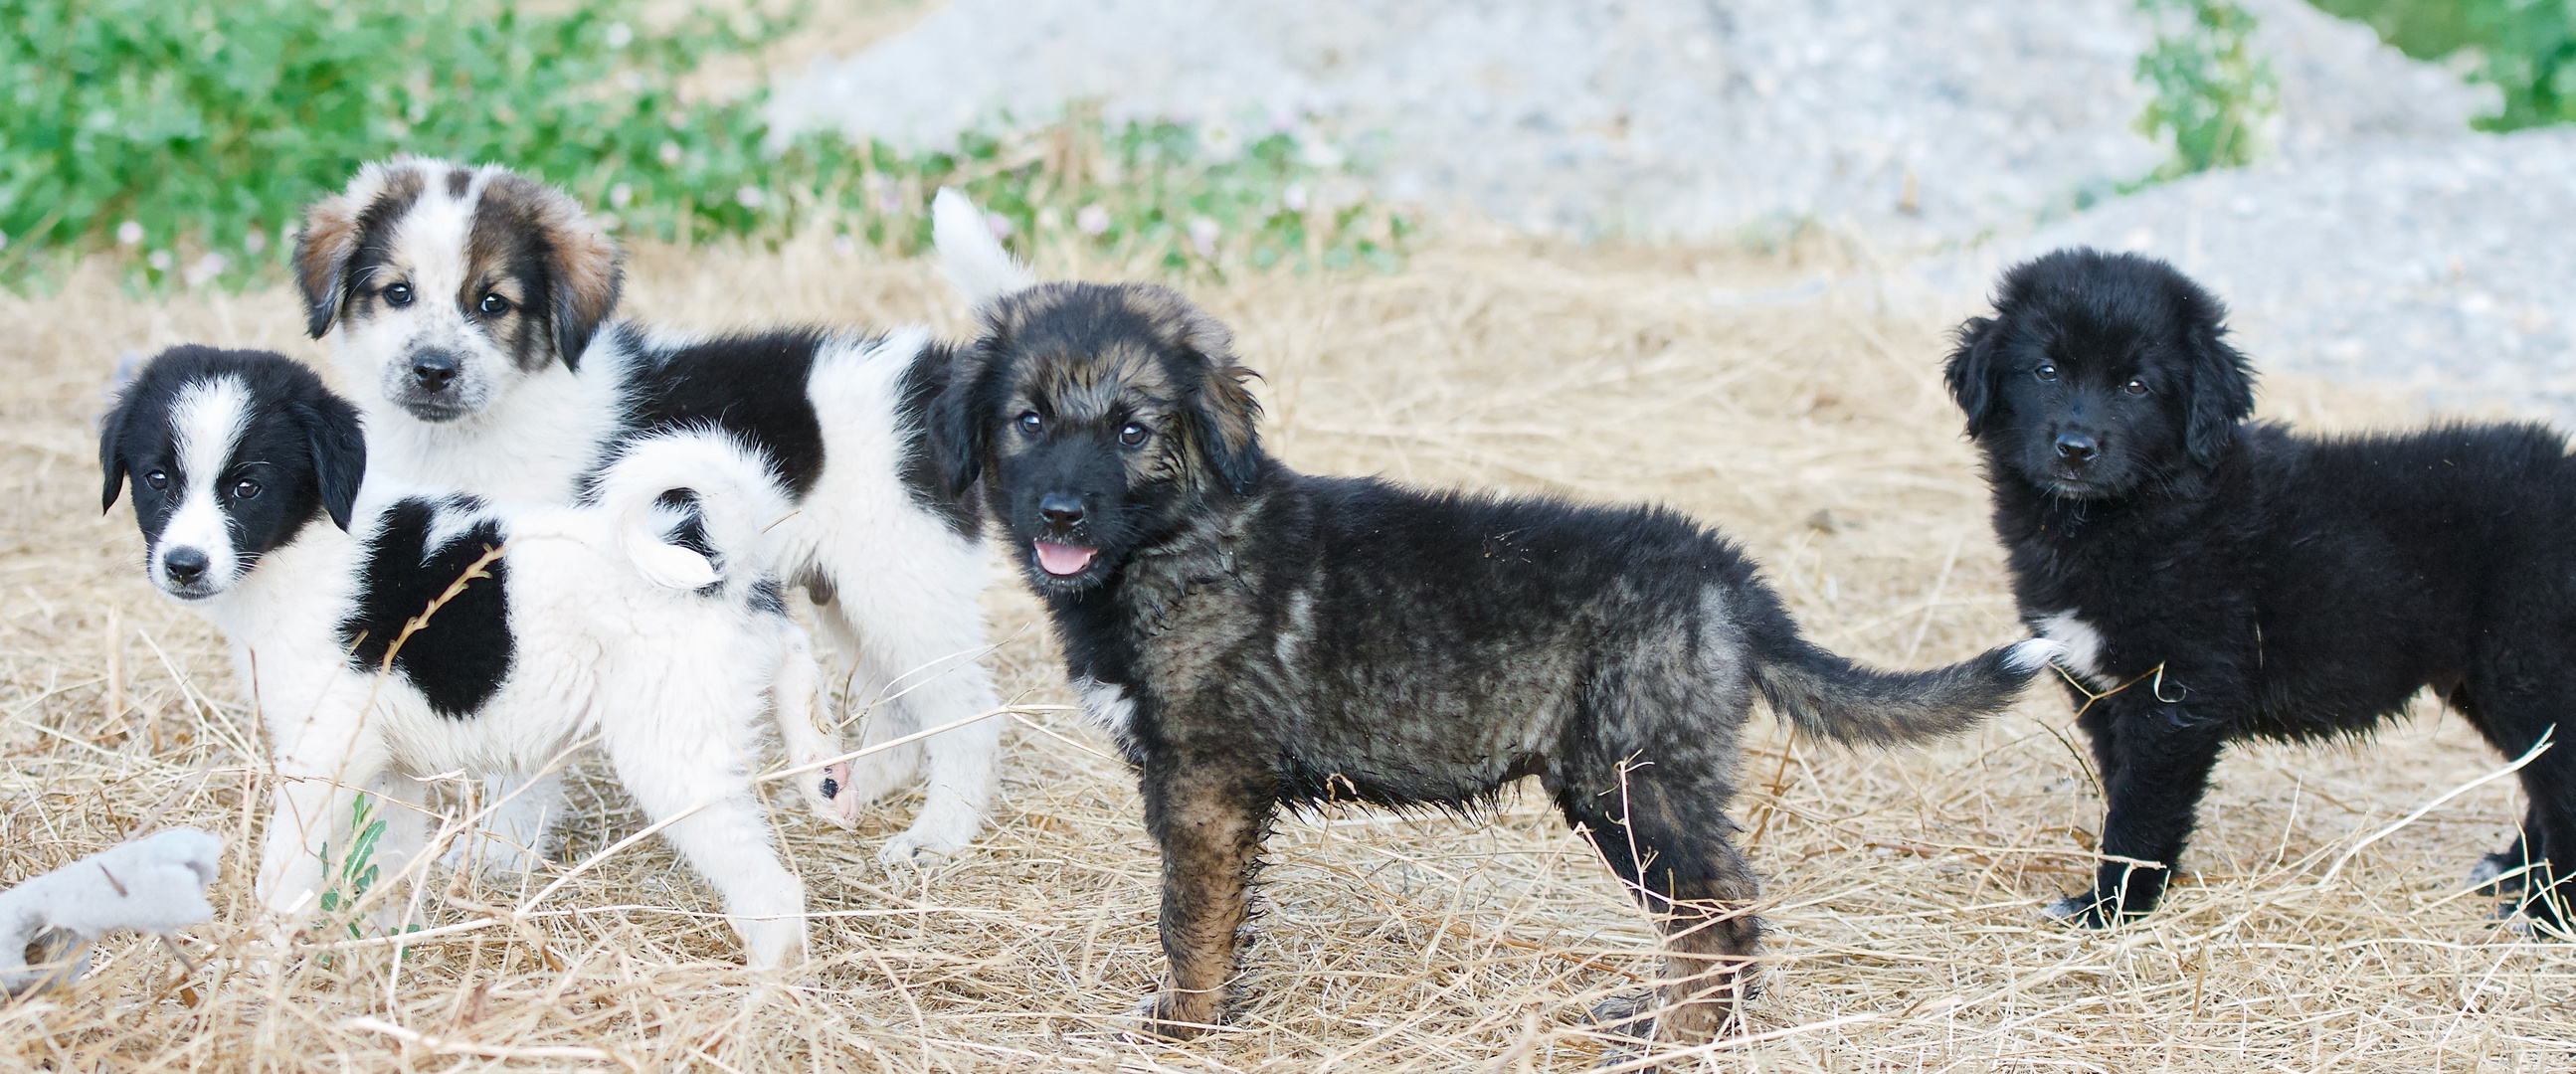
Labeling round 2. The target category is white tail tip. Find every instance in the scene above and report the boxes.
[632,543,719,591]
[932,187,1034,309]
[2004,636,2067,674]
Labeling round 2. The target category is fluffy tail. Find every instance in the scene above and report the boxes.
[591,430,792,591]
[932,187,1034,309]
[1748,626,2061,748]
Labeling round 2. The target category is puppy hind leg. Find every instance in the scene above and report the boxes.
[601,701,808,969]
[2508,753,2576,931]
[1560,772,1761,1046]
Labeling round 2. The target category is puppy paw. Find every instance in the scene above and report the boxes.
[1585,990,1659,1041]
[874,830,956,870]
[2041,893,2116,928]
[806,762,861,828]
[1122,991,1219,1041]
[2467,851,2528,896]
[875,808,980,868]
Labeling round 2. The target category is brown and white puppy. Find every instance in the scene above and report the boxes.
[293,158,1006,871]
[931,193,2061,1049]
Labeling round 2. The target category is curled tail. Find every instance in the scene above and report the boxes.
[932,187,1034,310]
[1748,625,2061,748]
[591,430,792,591]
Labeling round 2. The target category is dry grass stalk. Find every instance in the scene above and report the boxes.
[0,231,2567,1071]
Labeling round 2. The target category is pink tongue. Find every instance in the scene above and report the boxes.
[1034,541,1098,576]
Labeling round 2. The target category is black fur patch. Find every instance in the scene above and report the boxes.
[749,577,788,617]
[898,340,984,536]
[340,497,515,719]
[619,326,828,497]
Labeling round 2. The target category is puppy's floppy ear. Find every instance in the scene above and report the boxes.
[1164,302,1264,495]
[1943,314,2004,439]
[97,387,133,514]
[2181,323,2255,466]
[1187,363,1265,496]
[544,214,623,371]
[294,394,368,531]
[293,194,362,339]
[930,342,996,496]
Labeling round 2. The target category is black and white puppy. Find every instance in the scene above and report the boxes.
[1947,248,2576,930]
[101,346,844,967]
[293,158,1003,867]
[931,198,2062,1043]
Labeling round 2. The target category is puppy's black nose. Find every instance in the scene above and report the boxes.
[412,352,460,392]
[1038,493,1085,529]
[2054,433,2099,463]
[162,547,208,583]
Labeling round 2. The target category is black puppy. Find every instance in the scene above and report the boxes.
[1946,247,2576,929]
[930,259,2060,1043]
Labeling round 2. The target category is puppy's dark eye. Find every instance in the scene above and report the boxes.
[1017,411,1042,435]
[144,469,168,490]
[384,282,414,307]
[2034,364,2059,382]
[1119,423,1149,448]
[2123,378,2148,396]
[478,293,512,316]
[231,479,262,500]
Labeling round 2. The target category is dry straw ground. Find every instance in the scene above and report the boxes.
[2,230,2570,1072]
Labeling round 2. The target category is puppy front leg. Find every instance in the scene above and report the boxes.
[1135,756,1273,1039]
[257,738,391,944]
[2055,707,2229,924]
[604,708,808,970]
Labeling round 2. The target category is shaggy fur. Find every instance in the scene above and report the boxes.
[932,208,2061,1042]
[100,347,844,967]
[294,158,1005,867]
[1947,248,2576,930]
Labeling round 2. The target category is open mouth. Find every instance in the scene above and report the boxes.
[1032,541,1099,577]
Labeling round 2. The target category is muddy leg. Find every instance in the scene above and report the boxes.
[1134,756,1273,1038]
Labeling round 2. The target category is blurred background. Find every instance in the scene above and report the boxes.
[2,0,2569,412]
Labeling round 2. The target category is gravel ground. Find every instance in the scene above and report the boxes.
[770,1,2568,408]
[1969,127,2576,420]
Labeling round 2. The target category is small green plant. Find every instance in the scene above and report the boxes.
[0,0,1404,290]
[315,793,386,941]
[2133,0,2280,182]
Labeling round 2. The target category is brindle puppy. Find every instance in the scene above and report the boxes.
[933,255,2058,1044]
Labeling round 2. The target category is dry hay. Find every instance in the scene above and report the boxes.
[0,230,2569,1072]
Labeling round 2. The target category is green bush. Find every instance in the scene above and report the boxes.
[2309,0,2576,130]
[2133,0,2280,181]
[0,0,1404,290]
